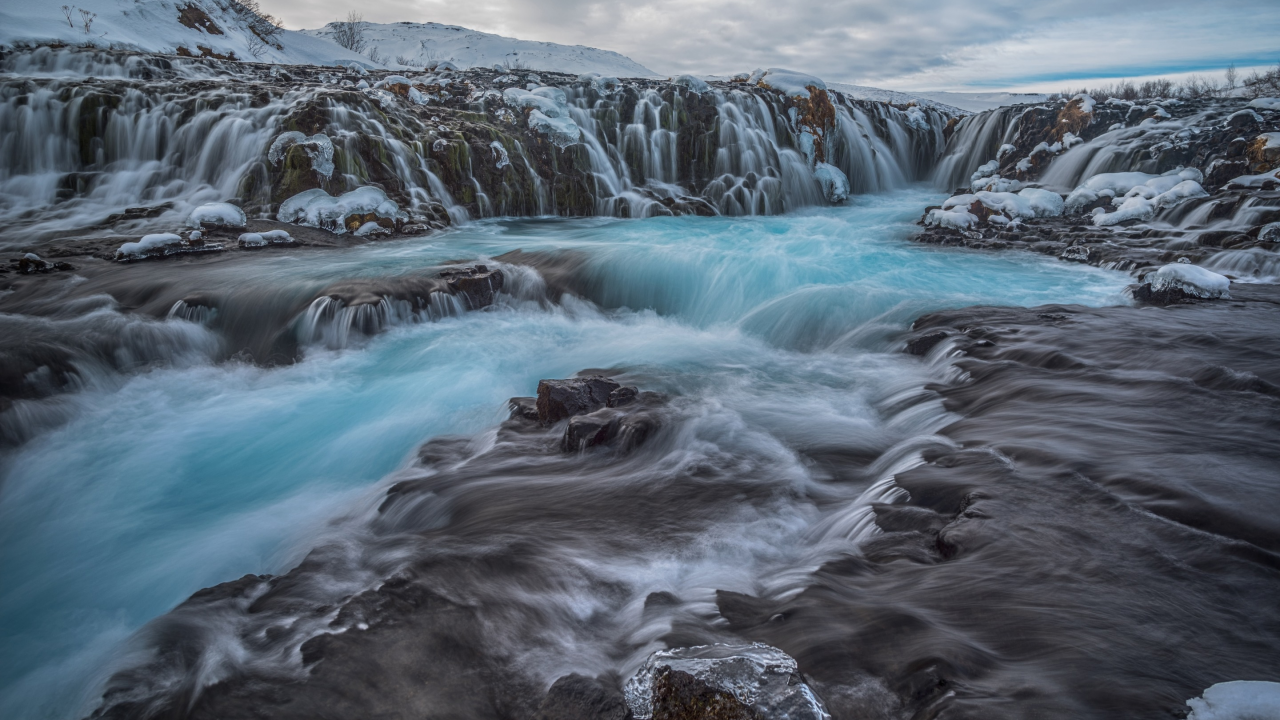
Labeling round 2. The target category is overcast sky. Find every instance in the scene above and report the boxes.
[261,0,1280,92]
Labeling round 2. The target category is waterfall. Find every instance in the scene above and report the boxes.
[0,47,958,248]
[931,105,1024,191]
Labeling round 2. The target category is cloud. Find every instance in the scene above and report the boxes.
[261,0,1280,91]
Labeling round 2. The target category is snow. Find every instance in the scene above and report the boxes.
[578,72,620,92]
[904,106,929,130]
[1093,180,1208,226]
[755,68,827,99]
[1225,169,1280,189]
[1066,168,1202,210]
[925,207,978,230]
[1259,133,1280,150]
[115,233,184,259]
[277,187,400,233]
[267,132,335,178]
[300,21,657,77]
[1148,261,1232,299]
[0,0,376,67]
[971,160,1000,183]
[814,162,850,203]
[1248,98,1280,111]
[353,221,385,236]
[238,229,293,248]
[1186,681,1280,720]
[1226,109,1263,126]
[1072,93,1096,114]
[187,202,246,228]
[997,144,1017,159]
[503,87,582,146]
[941,188,1064,220]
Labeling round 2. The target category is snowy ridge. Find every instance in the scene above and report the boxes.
[827,83,966,116]
[300,21,659,77]
[0,0,372,67]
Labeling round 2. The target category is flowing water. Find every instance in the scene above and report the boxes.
[0,189,1132,719]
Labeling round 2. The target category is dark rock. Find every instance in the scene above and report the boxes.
[650,667,754,720]
[609,385,638,407]
[508,396,539,421]
[563,408,622,451]
[442,265,504,308]
[536,674,632,720]
[536,376,621,425]
[905,330,949,356]
[1129,282,1195,306]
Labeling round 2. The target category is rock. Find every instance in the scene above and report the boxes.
[536,376,621,425]
[905,330,949,356]
[1130,282,1195,305]
[442,265,504,308]
[1059,244,1091,262]
[508,396,539,421]
[536,674,632,720]
[563,408,621,451]
[623,644,829,720]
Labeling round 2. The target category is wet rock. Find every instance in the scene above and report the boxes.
[508,396,539,421]
[536,376,622,425]
[1129,282,1196,306]
[12,253,73,274]
[536,674,632,720]
[1059,244,1091,263]
[624,644,829,720]
[441,265,504,308]
[905,330,949,356]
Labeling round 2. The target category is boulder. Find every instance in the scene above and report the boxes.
[623,644,829,720]
[441,265,504,308]
[536,376,622,425]
[536,674,632,720]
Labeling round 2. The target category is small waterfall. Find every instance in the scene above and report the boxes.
[294,292,465,350]
[931,105,1024,190]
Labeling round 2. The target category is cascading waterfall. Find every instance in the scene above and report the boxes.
[0,46,957,248]
[931,104,1024,190]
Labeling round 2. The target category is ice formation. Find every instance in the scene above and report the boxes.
[1185,680,1280,720]
[502,87,582,146]
[941,188,1065,220]
[1147,261,1231,299]
[1247,98,1280,111]
[754,68,827,99]
[277,187,401,233]
[672,75,710,94]
[187,203,246,228]
[1093,178,1208,226]
[237,230,293,248]
[814,163,850,203]
[267,132,336,178]
[115,233,185,259]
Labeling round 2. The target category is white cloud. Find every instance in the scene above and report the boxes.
[261,0,1280,91]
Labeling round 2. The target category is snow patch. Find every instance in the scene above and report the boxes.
[1093,180,1208,226]
[756,68,827,99]
[187,202,245,228]
[1148,262,1231,299]
[1066,168,1202,210]
[1248,98,1280,111]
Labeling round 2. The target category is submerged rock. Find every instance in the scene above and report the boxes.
[536,375,624,425]
[623,643,829,720]
[537,674,633,720]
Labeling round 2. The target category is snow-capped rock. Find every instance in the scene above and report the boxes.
[187,202,246,228]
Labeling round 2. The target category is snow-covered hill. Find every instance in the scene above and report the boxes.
[910,91,1050,113]
[300,21,659,77]
[0,0,372,67]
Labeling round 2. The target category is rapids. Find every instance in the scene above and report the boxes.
[0,190,1131,719]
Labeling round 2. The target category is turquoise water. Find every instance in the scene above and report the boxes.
[0,189,1130,718]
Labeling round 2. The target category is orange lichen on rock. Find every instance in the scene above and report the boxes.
[794,86,837,163]
[1053,96,1093,142]
[1248,134,1279,172]
[177,4,224,35]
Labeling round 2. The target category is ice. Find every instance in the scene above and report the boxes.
[237,230,293,248]
[997,144,1017,159]
[1225,169,1280,189]
[277,187,400,234]
[905,106,929,130]
[114,233,184,259]
[187,202,246,228]
[1186,680,1280,720]
[814,162,850,203]
[267,132,335,178]
[973,176,1024,193]
[971,160,1000,184]
[1066,168,1202,210]
[672,75,710,94]
[578,73,620,92]
[623,643,829,720]
[1146,261,1231,299]
[353,221,384,236]
[349,63,369,76]
[1093,180,1208,226]
[491,141,511,170]
[1248,98,1280,111]
[925,207,978,229]
[755,68,827,99]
